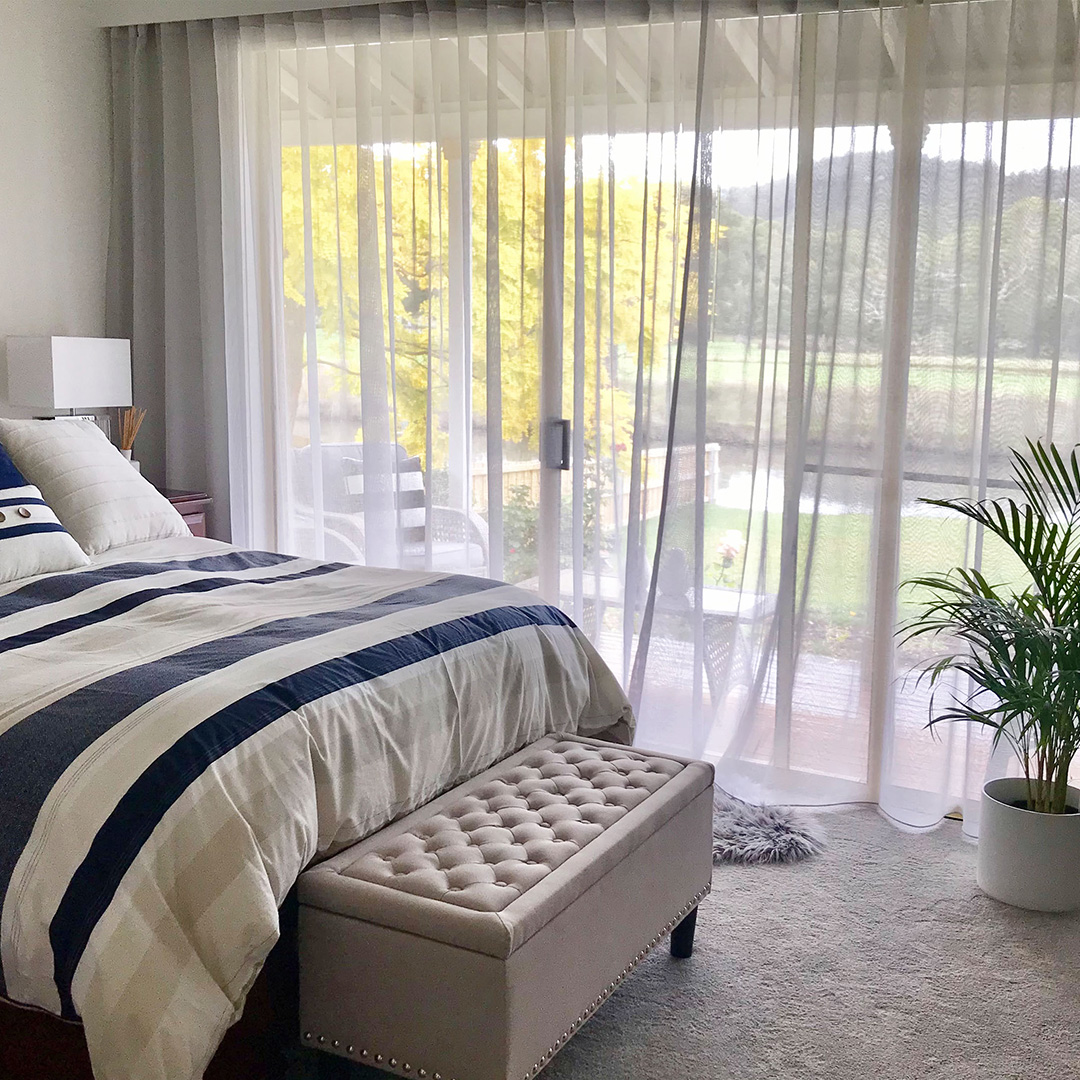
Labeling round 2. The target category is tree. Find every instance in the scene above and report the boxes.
[280,136,675,482]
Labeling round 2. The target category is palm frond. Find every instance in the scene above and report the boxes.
[900,441,1080,813]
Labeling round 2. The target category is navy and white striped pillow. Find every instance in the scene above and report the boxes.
[0,441,89,584]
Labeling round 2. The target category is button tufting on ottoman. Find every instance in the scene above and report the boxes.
[298,734,714,1080]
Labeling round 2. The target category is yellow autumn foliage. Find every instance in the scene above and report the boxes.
[280,137,684,473]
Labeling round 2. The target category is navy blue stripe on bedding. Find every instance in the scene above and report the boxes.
[48,601,571,1017]
[0,523,67,541]
[0,550,299,615]
[0,570,502,999]
[0,556,349,996]
[0,561,348,656]
[0,497,48,509]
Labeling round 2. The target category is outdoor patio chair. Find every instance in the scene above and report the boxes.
[289,442,489,574]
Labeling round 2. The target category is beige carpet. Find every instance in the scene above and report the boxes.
[305,807,1080,1079]
[545,807,1080,1080]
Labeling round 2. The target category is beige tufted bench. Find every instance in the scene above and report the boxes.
[298,734,714,1080]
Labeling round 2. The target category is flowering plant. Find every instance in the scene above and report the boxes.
[710,529,745,587]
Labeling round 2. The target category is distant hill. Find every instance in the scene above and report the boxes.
[718,151,1070,224]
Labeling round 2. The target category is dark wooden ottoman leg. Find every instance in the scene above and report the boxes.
[670,906,698,959]
[317,1052,362,1079]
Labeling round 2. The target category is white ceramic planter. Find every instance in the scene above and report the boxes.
[977,777,1080,911]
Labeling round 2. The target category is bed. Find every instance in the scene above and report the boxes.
[0,535,633,1080]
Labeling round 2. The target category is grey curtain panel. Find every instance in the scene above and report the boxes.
[106,22,231,538]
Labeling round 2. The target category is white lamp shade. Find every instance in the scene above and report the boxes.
[6,336,132,410]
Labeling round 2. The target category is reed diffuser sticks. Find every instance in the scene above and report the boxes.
[119,407,147,452]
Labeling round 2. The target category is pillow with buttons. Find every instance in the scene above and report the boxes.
[0,418,187,555]
[0,438,89,584]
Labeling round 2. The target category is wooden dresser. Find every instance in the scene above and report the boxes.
[162,489,213,538]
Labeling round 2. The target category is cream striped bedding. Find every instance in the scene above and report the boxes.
[0,538,633,1080]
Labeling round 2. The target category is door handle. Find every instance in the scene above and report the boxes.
[542,418,571,471]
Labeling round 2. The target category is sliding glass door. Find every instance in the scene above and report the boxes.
[229,5,702,625]
[219,0,1080,828]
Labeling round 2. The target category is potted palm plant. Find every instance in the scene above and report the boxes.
[901,440,1080,911]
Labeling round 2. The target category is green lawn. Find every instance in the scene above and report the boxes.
[652,503,1026,625]
[620,336,1080,403]
[704,338,1079,400]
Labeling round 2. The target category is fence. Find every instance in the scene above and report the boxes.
[471,444,723,524]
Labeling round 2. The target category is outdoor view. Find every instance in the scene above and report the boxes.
[278,97,1080,798]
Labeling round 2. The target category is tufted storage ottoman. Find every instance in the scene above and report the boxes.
[298,734,714,1080]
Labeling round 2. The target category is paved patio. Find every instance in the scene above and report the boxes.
[588,629,993,810]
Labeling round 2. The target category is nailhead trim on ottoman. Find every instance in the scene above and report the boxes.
[299,734,715,1080]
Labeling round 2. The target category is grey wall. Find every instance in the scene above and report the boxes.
[0,0,111,417]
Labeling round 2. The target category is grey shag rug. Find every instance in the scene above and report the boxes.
[712,789,825,864]
[290,808,1080,1080]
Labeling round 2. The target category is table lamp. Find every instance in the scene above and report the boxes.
[5,336,133,413]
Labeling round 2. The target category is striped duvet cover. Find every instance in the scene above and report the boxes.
[0,538,633,1080]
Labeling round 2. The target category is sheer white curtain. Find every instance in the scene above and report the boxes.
[215,1,702,580]
[628,0,1080,830]
[211,0,1080,830]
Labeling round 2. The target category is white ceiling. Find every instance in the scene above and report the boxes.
[78,0,380,27]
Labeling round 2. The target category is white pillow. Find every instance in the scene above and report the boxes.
[0,438,89,582]
[0,418,189,556]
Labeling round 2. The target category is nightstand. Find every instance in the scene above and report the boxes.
[163,489,212,538]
